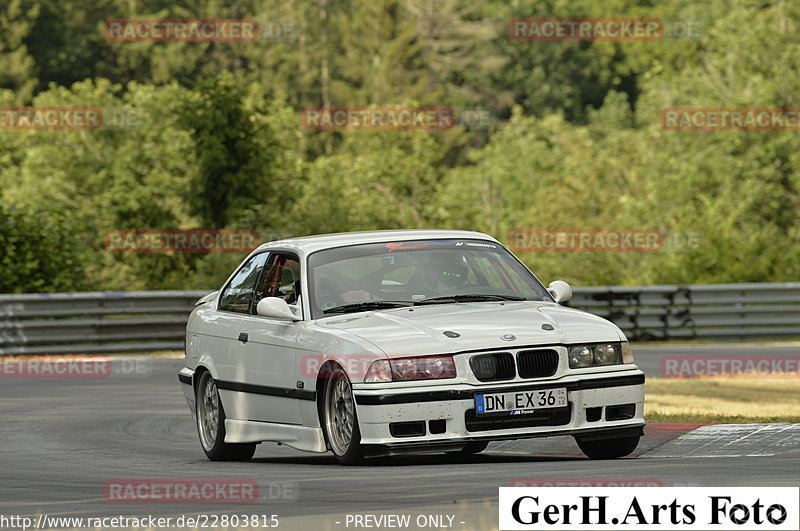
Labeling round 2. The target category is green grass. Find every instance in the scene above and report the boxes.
[645,377,800,423]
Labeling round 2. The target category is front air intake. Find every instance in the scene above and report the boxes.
[469,353,515,382]
[465,405,571,432]
[516,349,559,378]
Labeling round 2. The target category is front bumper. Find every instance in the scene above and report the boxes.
[178,367,196,420]
[352,370,645,448]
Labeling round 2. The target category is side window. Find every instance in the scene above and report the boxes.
[255,253,301,309]
[219,253,269,313]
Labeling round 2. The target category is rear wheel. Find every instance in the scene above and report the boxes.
[322,367,364,465]
[195,372,256,461]
[575,435,640,459]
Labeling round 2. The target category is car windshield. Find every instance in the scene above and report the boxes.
[307,239,552,318]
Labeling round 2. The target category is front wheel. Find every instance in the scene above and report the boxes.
[575,435,640,459]
[322,367,364,465]
[195,372,256,461]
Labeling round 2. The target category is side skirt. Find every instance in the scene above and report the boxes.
[224,419,327,453]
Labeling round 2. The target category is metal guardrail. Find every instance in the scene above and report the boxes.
[0,283,798,354]
[0,291,210,355]
[567,282,800,341]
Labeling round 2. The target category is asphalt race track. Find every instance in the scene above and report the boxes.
[0,345,798,531]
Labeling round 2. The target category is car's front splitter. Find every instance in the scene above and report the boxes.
[362,424,646,458]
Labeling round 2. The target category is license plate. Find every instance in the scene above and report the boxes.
[474,388,567,415]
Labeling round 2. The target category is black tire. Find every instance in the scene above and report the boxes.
[447,441,489,455]
[575,435,640,459]
[322,367,364,465]
[195,372,256,461]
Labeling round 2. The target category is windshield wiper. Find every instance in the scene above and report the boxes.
[414,294,526,306]
[322,301,414,314]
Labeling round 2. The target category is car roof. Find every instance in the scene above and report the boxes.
[253,229,500,256]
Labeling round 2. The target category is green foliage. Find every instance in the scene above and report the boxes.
[0,0,798,292]
[0,205,87,292]
[179,72,279,229]
[288,131,444,233]
[0,0,38,103]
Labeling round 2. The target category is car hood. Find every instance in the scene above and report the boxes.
[317,301,623,356]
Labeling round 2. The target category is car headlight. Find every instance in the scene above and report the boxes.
[568,346,593,368]
[594,344,618,365]
[364,355,456,382]
[568,343,628,369]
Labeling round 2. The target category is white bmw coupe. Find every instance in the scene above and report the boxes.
[179,230,645,464]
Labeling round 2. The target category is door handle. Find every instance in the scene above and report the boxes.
[238,332,248,343]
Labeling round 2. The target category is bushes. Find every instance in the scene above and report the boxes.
[0,205,86,293]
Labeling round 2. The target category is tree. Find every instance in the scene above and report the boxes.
[0,205,87,292]
[0,0,39,103]
[179,72,280,229]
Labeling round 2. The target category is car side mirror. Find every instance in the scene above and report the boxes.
[256,297,300,321]
[547,280,572,303]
